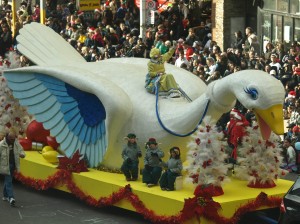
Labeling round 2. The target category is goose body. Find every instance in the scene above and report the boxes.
[3,23,285,168]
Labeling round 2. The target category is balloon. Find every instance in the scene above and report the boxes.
[26,120,50,144]
[19,138,32,151]
[42,146,55,154]
[42,150,59,163]
[295,142,300,151]
[46,136,59,150]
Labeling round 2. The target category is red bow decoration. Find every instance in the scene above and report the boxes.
[181,184,221,221]
[57,150,88,173]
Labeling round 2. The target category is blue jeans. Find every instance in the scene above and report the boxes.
[3,163,15,199]
[121,160,139,179]
[142,166,162,184]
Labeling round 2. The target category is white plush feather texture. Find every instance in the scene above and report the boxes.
[185,119,230,187]
[235,126,287,185]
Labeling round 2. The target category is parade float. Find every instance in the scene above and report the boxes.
[1,23,294,224]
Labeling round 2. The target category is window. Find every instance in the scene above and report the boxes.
[284,17,293,43]
[262,13,272,41]
[258,1,300,53]
[295,18,300,42]
[276,0,289,12]
[263,0,276,10]
[272,15,283,43]
[284,17,293,49]
[290,0,300,14]
[264,0,289,12]
[262,12,272,51]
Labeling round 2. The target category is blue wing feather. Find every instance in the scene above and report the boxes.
[4,72,107,167]
[79,124,88,143]
[95,123,101,142]
[13,85,46,98]
[6,78,41,91]
[63,104,80,120]
[56,124,71,143]
[60,132,74,150]
[84,127,92,145]
[68,113,81,131]
[56,95,76,103]
[64,136,80,157]
[80,143,87,158]
[35,103,61,122]
[47,89,71,96]
[42,110,63,129]
[73,118,84,136]
[65,136,78,153]
[61,101,78,113]
[19,90,51,105]
[51,118,67,137]
[91,125,97,144]
[27,96,57,113]
[101,121,106,135]
[90,144,97,167]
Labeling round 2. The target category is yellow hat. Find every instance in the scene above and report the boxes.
[150,48,161,58]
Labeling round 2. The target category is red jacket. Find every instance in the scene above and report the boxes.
[185,46,194,61]
[227,116,249,159]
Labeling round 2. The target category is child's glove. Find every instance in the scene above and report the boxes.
[137,151,142,157]
[151,152,158,157]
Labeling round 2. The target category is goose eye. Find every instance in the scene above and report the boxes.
[244,87,258,100]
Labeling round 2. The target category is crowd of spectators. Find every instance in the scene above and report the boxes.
[1,0,300,171]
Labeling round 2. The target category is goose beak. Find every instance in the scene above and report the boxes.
[253,104,284,140]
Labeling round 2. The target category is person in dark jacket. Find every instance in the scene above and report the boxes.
[121,133,142,181]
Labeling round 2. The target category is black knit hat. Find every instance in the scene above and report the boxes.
[127,133,136,139]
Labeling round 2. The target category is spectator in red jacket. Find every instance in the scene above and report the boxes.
[183,41,194,61]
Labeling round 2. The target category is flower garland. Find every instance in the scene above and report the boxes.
[96,164,123,174]
[14,170,283,224]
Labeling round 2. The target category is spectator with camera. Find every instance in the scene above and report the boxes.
[131,37,146,58]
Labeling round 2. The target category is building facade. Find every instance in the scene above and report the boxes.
[211,0,300,53]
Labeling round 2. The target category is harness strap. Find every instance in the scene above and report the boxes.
[154,82,210,137]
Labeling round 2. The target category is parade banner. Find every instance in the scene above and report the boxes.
[78,0,100,11]
[135,0,173,12]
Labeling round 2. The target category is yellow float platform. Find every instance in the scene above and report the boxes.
[18,151,294,224]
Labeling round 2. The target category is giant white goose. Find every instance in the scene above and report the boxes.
[3,23,285,168]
